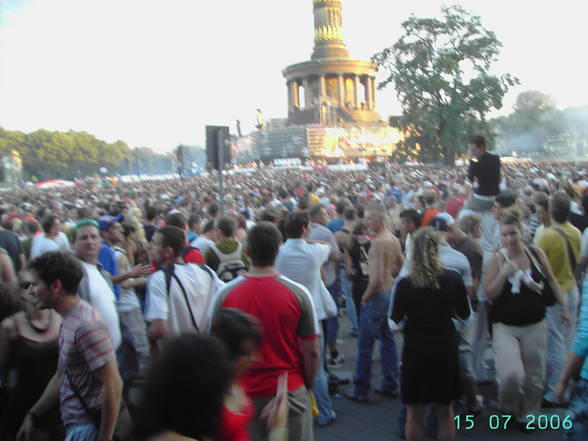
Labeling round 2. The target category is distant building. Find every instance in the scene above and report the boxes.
[233,0,401,164]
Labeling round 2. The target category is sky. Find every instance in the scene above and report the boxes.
[1,0,587,153]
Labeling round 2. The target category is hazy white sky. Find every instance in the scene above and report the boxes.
[1,0,587,153]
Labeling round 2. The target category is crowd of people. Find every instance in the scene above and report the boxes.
[0,135,587,441]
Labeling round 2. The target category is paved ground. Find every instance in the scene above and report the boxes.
[316,314,568,441]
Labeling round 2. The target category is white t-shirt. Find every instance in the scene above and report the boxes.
[30,234,60,259]
[54,231,71,251]
[191,236,215,255]
[275,239,331,321]
[145,263,225,336]
[80,261,122,349]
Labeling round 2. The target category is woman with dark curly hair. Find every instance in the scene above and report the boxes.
[135,333,288,441]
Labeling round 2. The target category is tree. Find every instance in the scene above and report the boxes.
[0,127,132,180]
[492,91,567,153]
[373,5,518,164]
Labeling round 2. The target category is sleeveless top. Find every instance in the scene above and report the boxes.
[4,315,59,432]
[490,248,548,326]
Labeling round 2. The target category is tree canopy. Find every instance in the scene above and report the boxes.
[492,91,588,155]
[373,5,518,164]
[0,128,176,180]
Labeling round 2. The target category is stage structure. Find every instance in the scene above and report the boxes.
[232,0,400,164]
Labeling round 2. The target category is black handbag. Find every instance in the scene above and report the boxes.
[526,246,557,307]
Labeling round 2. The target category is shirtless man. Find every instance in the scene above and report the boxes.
[346,203,404,402]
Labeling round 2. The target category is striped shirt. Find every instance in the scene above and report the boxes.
[59,300,115,427]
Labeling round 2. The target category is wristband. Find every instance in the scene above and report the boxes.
[269,427,288,441]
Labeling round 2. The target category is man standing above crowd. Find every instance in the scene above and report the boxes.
[537,191,581,406]
[18,251,122,441]
[212,222,320,441]
[347,203,403,402]
[466,135,501,204]
[460,135,502,252]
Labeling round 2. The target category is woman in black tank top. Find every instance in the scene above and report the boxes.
[484,214,568,431]
[0,282,63,441]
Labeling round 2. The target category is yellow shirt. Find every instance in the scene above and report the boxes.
[309,193,321,205]
[537,222,582,293]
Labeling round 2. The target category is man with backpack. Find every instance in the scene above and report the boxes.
[204,216,249,282]
[145,226,224,347]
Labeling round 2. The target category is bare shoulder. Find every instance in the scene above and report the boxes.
[378,232,400,248]
[0,313,19,338]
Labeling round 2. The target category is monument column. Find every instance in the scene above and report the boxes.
[370,77,376,109]
[287,81,293,110]
[363,76,370,109]
[337,75,344,106]
[303,78,311,109]
[319,75,326,98]
[293,80,300,108]
[354,75,360,109]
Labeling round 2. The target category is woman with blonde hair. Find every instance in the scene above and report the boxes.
[391,227,470,441]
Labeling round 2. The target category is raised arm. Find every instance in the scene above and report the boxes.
[484,253,515,301]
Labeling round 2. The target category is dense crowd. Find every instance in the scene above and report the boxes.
[1,136,587,441]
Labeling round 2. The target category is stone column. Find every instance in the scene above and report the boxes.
[337,75,344,106]
[370,77,376,109]
[363,76,370,109]
[287,81,293,110]
[319,75,326,98]
[354,75,360,109]
[303,78,311,109]
[293,80,300,108]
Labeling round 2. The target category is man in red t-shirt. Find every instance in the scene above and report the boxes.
[211,222,320,441]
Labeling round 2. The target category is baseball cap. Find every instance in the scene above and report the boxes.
[98,214,124,232]
[429,212,455,232]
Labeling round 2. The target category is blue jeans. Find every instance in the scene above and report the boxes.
[544,286,580,402]
[64,424,97,441]
[313,329,335,424]
[339,268,358,334]
[353,291,399,395]
[565,378,588,441]
[325,283,340,344]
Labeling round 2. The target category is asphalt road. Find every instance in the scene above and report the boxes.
[316,313,568,441]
